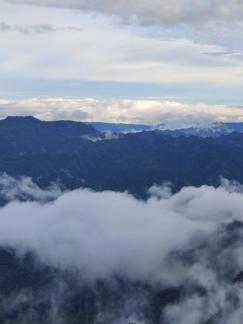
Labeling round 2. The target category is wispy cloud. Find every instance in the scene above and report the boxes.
[0,22,83,34]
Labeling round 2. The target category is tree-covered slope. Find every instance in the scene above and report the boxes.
[1,117,243,196]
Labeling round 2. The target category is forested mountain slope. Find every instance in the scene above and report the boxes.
[1,117,243,196]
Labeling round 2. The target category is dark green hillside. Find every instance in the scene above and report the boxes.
[1,117,243,196]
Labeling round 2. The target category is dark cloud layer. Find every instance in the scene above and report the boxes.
[6,0,243,24]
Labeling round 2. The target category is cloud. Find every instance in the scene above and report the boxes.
[1,176,243,323]
[0,175,241,282]
[1,3,243,87]
[0,182,206,282]
[0,173,62,202]
[5,0,243,25]
[0,22,83,34]
[1,176,243,322]
[1,97,243,127]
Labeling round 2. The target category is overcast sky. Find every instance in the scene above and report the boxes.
[1,0,243,123]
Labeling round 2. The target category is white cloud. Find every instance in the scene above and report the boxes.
[0,3,243,86]
[0,174,243,324]
[0,176,240,283]
[1,97,243,127]
[0,173,62,202]
[1,176,243,322]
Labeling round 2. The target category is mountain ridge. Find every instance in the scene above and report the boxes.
[1,116,243,197]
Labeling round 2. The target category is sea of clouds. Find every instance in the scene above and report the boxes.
[1,176,243,323]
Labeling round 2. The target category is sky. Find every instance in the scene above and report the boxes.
[1,0,243,124]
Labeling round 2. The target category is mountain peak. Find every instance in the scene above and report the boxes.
[3,116,40,123]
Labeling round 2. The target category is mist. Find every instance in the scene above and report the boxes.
[1,176,243,323]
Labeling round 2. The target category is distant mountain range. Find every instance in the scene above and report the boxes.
[1,116,243,197]
[88,120,243,137]
[87,121,151,133]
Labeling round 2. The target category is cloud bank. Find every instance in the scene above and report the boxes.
[0,176,242,282]
[1,176,243,322]
[1,97,243,127]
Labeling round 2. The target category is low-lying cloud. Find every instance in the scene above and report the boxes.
[1,176,243,322]
[0,173,62,202]
[0,176,242,282]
